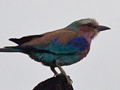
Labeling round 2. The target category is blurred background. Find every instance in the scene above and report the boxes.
[0,0,119,90]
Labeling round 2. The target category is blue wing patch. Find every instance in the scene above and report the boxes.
[37,36,89,54]
[66,36,89,51]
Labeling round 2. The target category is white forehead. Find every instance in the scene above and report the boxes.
[80,18,99,26]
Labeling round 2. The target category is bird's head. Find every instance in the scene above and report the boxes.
[66,18,110,39]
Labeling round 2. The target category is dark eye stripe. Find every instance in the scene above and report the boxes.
[82,23,97,28]
[87,23,92,27]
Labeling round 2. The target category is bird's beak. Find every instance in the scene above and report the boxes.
[97,25,110,31]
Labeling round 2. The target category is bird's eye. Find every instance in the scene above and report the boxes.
[87,23,92,27]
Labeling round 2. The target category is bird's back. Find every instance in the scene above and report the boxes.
[20,29,80,46]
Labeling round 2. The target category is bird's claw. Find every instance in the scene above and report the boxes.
[55,73,73,85]
[64,74,73,85]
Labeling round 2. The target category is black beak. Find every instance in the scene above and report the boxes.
[97,25,110,31]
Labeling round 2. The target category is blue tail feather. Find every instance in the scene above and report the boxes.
[0,48,22,52]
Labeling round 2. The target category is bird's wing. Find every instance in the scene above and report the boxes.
[9,34,44,45]
[39,36,89,54]
[8,29,89,54]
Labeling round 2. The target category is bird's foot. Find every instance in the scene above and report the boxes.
[53,73,59,77]
[55,73,72,85]
[50,67,59,76]
[55,62,72,85]
[59,73,73,85]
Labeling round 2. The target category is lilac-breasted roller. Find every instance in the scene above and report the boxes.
[0,18,110,84]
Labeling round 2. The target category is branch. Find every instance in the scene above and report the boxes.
[33,74,74,90]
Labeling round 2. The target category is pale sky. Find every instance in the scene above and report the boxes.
[0,0,119,90]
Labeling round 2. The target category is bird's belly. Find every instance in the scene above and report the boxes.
[56,54,80,66]
[28,52,81,67]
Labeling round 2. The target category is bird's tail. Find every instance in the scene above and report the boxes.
[0,47,22,52]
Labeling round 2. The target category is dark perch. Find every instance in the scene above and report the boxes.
[33,74,74,90]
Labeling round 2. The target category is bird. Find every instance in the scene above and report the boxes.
[0,18,110,84]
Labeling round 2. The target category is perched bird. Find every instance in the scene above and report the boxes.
[0,18,110,84]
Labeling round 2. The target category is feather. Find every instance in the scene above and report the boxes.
[9,34,44,45]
